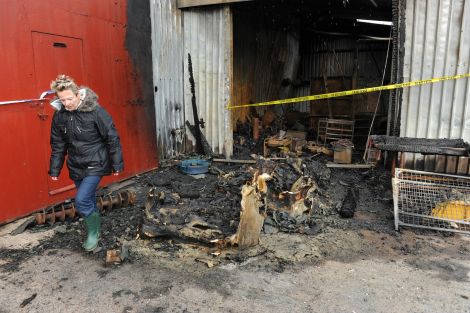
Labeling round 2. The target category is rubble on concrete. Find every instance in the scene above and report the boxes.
[1,130,399,269]
[138,151,375,252]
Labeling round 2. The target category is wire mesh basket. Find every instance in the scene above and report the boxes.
[393,168,470,234]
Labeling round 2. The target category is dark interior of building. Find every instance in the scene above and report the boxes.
[231,0,394,157]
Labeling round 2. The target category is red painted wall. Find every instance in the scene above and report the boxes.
[0,0,158,223]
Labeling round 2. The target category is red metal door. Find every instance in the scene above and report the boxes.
[32,32,85,195]
[0,100,51,222]
[1,1,159,224]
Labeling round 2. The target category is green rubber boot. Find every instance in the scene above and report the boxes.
[83,211,101,252]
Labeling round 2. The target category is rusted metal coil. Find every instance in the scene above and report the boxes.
[35,202,77,225]
[35,190,136,225]
[97,190,136,211]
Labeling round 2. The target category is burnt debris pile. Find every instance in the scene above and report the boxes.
[140,154,373,249]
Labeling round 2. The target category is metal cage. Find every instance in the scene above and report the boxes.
[393,168,470,234]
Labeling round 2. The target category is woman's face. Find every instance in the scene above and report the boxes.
[57,89,80,111]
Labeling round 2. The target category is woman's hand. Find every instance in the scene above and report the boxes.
[51,177,58,181]
[113,171,120,176]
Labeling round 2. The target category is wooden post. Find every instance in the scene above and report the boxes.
[351,46,358,120]
[322,72,333,119]
[457,156,469,175]
[253,117,260,141]
[435,155,446,173]
[445,156,458,174]
[424,155,436,172]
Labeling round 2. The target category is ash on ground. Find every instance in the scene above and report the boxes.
[0,154,403,273]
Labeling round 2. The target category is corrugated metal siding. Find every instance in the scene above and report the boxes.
[252,31,300,103]
[292,85,310,113]
[150,0,185,158]
[251,31,301,117]
[297,37,389,115]
[301,48,353,79]
[232,11,302,117]
[297,37,389,117]
[299,38,387,85]
[401,0,470,140]
[183,6,233,156]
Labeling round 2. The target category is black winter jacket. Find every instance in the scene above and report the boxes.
[49,88,124,181]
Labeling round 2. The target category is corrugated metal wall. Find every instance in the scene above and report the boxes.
[292,85,310,113]
[150,1,233,158]
[232,8,302,118]
[150,0,185,158]
[248,36,389,114]
[300,38,388,81]
[300,37,388,88]
[252,31,300,106]
[296,37,390,122]
[401,0,470,140]
[183,6,233,156]
[298,38,389,112]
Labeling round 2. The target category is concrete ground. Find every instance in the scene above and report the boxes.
[1,217,469,313]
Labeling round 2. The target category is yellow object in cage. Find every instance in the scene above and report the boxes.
[431,200,470,221]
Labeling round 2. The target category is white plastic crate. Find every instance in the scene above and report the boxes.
[393,168,470,234]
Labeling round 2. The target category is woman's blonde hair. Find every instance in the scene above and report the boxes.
[50,74,79,94]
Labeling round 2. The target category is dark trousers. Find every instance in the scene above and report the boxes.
[74,176,102,217]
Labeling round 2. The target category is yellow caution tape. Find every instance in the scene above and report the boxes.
[228,73,470,110]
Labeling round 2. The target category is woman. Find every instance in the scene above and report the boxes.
[49,74,124,252]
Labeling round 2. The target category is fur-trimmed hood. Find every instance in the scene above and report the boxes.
[50,87,99,112]
[76,87,99,112]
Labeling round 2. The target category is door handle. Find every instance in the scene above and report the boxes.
[38,112,49,120]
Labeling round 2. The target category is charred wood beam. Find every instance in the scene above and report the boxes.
[213,158,257,164]
[142,188,222,243]
[177,0,253,9]
[187,53,205,155]
[141,218,223,243]
[310,48,388,54]
[370,135,469,156]
[185,121,213,156]
[326,163,374,168]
